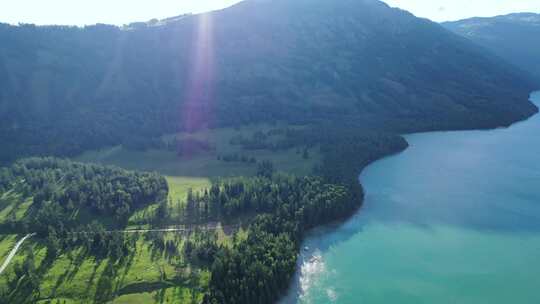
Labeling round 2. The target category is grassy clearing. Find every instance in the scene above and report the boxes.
[2,232,214,303]
[74,145,316,178]
[166,176,212,205]
[74,125,319,179]
[127,176,212,227]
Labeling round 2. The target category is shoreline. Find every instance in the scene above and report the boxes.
[279,91,540,303]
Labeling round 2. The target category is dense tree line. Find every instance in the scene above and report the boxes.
[182,172,352,226]
[207,229,296,304]
[0,157,168,233]
[183,231,220,265]
[202,174,353,303]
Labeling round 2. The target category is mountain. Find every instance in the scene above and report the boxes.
[0,0,537,162]
[443,13,540,81]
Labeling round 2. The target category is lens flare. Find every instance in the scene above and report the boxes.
[182,13,214,133]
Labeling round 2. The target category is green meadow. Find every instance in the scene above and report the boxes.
[74,125,319,179]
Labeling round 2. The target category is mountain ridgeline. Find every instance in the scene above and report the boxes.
[443,13,540,82]
[0,0,537,162]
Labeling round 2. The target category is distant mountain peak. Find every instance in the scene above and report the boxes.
[443,12,540,81]
[503,12,540,24]
[445,12,540,29]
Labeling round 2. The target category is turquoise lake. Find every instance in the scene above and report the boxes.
[281,91,540,304]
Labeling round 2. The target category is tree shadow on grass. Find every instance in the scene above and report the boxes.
[50,248,90,297]
[66,248,89,282]
[93,259,117,303]
[83,257,106,300]
[155,287,167,303]
[117,241,138,285]
[142,232,169,263]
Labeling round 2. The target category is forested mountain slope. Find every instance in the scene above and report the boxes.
[0,0,537,162]
[443,13,540,82]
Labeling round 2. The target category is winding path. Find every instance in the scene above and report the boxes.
[0,233,34,275]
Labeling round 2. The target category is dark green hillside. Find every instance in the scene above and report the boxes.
[0,0,537,162]
[443,13,540,82]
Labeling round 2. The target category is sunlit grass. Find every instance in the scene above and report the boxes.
[3,232,214,303]
[166,176,212,205]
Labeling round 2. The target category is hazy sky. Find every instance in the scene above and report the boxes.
[383,0,540,22]
[1,0,539,26]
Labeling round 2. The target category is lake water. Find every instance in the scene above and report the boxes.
[281,91,540,304]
